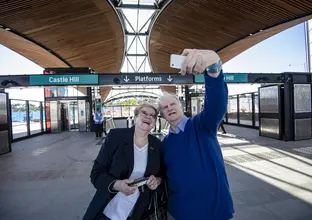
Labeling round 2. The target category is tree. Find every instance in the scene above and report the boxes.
[120,99,138,106]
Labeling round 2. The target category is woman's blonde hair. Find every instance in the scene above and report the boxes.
[134,102,158,118]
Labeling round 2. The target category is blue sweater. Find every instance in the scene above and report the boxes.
[162,72,234,220]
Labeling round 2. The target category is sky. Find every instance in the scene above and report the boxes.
[0,19,309,100]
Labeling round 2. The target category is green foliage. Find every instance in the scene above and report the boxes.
[11,103,40,112]
[120,99,138,106]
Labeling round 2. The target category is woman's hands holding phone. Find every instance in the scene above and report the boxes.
[113,179,137,196]
[147,175,161,190]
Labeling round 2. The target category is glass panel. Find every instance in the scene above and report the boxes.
[121,59,129,73]
[137,57,147,72]
[254,94,259,127]
[130,106,136,117]
[138,36,147,51]
[122,0,139,5]
[127,35,135,51]
[239,94,252,126]
[113,106,122,117]
[295,118,312,140]
[294,84,311,113]
[10,100,28,139]
[127,57,138,72]
[44,87,85,97]
[259,86,279,113]
[122,106,131,117]
[69,102,79,131]
[122,9,138,32]
[29,101,42,135]
[104,107,114,117]
[137,10,154,32]
[43,104,46,131]
[128,36,145,54]
[227,96,237,124]
[144,62,152,72]
[139,18,152,33]
[122,0,155,5]
[260,118,280,139]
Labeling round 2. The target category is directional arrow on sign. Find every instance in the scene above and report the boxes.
[123,76,129,82]
[167,75,173,82]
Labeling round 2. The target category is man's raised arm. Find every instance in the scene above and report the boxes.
[180,49,228,134]
[199,70,228,133]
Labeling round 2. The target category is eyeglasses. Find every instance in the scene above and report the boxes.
[139,110,157,119]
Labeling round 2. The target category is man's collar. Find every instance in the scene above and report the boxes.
[169,116,189,134]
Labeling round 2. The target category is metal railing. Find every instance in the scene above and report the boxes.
[225,92,259,129]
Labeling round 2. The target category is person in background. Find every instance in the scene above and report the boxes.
[94,108,104,138]
[219,118,227,134]
[158,49,234,220]
[83,102,165,220]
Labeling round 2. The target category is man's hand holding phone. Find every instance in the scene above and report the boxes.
[170,49,221,77]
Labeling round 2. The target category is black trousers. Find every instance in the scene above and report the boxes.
[219,120,226,133]
[95,123,103,137]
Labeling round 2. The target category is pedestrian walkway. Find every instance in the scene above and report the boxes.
[0,126,311,220]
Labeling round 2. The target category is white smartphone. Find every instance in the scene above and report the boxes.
[170,54,186,69]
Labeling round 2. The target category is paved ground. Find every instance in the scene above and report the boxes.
[0,125,312,220]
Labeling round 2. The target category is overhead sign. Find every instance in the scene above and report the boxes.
[121,74,174,84]
[119,74,193,84]
[29,74,98,86]
[194,73,249,83]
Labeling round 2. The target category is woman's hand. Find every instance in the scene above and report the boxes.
[113,179,137,196]
[147,175,161,190]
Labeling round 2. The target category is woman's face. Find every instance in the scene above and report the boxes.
[135,107,157,132]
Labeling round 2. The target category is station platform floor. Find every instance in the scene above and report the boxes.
[1,125,312,220]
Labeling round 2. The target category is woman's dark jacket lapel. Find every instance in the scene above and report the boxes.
[82,127,164,220]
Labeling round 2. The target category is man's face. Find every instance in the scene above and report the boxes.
[160,96,183,123]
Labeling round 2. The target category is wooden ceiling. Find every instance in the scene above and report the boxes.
[149,0,312,73]
[0,0,124,100]
[2,0,312,99]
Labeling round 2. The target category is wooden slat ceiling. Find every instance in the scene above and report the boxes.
[150,0,312,73]
[0,28,68,68]
[0,0,124,100]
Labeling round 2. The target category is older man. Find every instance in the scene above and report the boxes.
[158,49,234,220]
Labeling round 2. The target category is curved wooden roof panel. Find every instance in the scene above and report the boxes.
[149,0,312,73]
[0,0,124,73]
[0,28,69,68]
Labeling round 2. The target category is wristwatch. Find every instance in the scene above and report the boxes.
[206,60,222,74]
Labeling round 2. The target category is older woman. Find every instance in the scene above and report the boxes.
[83,102,165,220]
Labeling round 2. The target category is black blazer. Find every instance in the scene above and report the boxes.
[83,127,165,220]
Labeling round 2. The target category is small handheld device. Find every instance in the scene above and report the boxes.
[170,54,186,69]
[128,177,149,187]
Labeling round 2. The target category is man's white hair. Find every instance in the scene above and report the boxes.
[157,92,181,116]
